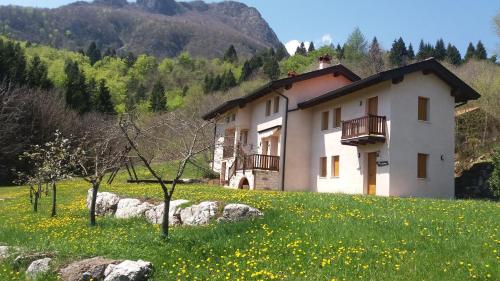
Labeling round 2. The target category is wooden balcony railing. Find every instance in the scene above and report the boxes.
[228,154,280,180]
[341,115,386,145]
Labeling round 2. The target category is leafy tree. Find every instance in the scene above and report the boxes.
[275,44,289,61]
[407,43,415,60]
[343,27,367,62]
[95,80,115,114]
[124,51,137,68]
[150,81,167,112]
[366,37,384,73]
[86,42,102,65]
[26,55,52,90]
[295,42,307,56]
[475,41,487,60]
[263,57,280,80]
[64,61,91,114]
[489,55,497,64]
[308,41,316,52]
[446,43,462,65]
[223,45,238,63]
[389,37,407,66]
[335,44,344,60]
[464,42,476,61]
[433,39,446,60]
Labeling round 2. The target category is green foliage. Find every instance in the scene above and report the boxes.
[417,40,435,61]
[223,45,238,63]
[343,27,367,62]
[489,147,500,199]
[94,80,116,114]
[0,39,27,85]
[64,60,91,114]
[149,81,167,112]
[367,37,384,73]
[263,57,280,80]
[407,43,415,60]
[335,44,344,60]
[446,44,462,65]
[433,39,446,61]
[295,42,307,56]
[86,41,102,66]
[389,37,407,66]
[308,41,315,52]
[475,41,487,60]
[275,44,289,61]
[464,42,476,61]
[26,55,52,90]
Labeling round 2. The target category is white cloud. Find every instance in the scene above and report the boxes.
[285,40,310,56]
[321,34,333,46]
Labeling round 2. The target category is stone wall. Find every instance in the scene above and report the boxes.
[253,170,280,191]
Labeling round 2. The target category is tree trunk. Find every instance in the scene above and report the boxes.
[161,192,171,239]
[33,191,39,212]
[89,183,99,226]
[51,182,57,217]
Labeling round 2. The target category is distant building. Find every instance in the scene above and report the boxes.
[203,57,480,198]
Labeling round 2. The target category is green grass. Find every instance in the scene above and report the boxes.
[0,175,499,280]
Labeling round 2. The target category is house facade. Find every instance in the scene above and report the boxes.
[203,57,480,198]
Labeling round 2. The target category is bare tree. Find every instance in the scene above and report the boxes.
[119,110,214,238]
[74,114,126,226]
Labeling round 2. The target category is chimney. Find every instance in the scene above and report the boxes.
[318,54,332,70]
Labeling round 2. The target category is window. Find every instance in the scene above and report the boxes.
[418,97,429,121]
[332,156,339,177]
[240,130,248,146]
[273,96,280,113]
[417,153,428,178]
[334,108,341,128]
[265,100,272,116]
[319,157,327,177]
[231,113,236,121]
[321,111,329,131]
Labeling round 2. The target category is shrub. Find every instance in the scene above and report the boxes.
[488,147,500,199]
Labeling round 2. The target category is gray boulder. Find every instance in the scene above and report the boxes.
[13,252,54,270]
[60,257,120,281]
[0,246,9,260]
[115,199,154,219]
[104,260,152,281]
[145,199,189,225]
[26,258,52,279]
[86,189,120,216]
[217,204,263,222]
[180,201,218,226]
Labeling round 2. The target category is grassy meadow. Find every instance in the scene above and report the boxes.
[0,169,499,280]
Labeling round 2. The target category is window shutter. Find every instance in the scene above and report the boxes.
[265,100,271,116]
[334,108,341,128]
[418,97,428,121]
[332,156,339,176]
[274,96,280,113]
[321,111,329,130]
[320,157,327,177]
[417,153,428,178]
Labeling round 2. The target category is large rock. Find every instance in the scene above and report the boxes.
[104,260,152,281]
[0,246,9,260]
[145,199,189,225]
[86,189,120,216]
[60,257,120,281]
[217,204,263,222]
[13,252,54,270]
[115,199,154,219]
[180,201,218,226]
[26,258,52,279]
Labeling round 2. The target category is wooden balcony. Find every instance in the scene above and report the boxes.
[341,115,387,146]
[228,154,279,179]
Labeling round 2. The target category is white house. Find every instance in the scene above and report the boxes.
[202,57,480,198]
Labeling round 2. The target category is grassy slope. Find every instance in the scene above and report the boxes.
[0,175,498,280]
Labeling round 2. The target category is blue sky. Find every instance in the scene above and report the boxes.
[1,0,498,56]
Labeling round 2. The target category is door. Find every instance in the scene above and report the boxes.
[367,152,377,195]
[220,162,226,185]
[367,96,378,115]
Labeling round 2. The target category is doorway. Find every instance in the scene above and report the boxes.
[367,152,377,195]
[367,96,378,115]
[239,177,250,190]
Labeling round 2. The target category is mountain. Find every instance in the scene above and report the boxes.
[0,0,282,58]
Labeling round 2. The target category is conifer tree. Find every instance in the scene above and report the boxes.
[464,42,476,61]
[95,80,115,114]
[308,41,316,52]
[64,61,91,114]
[150,81,167,112]
[335,44,344,60]
[343,27,367,62]
[416,40,434,61]
[407,43,415,60]
[124,52,137,68]
[295,42,307,56]
[223,45,238,63]
[475,41,487,60]
[240,61,253,82]
[366,37,385,73]
[275,44,289,61]
[389,37,407,66]
[86,42,102,65]
[446,44,462,65]
[221,70,237,91]
[26,55,52,90]
[433,39,446,60]
[263,58,280,80]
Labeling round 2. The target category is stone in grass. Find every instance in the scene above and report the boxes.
[180,201,218,226]
[13,252,55,270]
[217,203,263,222]
[86,189,120,216]
[145,199,189,225]
[0,246,10,261]
[104,260,153,281]
[26,258,52,279]
[59,257,120,281]
[115,199,154,219]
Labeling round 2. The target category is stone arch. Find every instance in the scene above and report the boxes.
[238,177,250,190]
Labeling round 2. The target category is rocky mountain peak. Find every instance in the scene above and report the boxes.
[136,0,185,15]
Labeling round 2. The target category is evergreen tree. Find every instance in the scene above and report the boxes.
[149,81,167,112]
[295,42,307,56]
[26,55,52,90]
[389,37,408,66]
[221,70,237,91]
[416,40,434,61]
[335,44,344,60]
[275,44,289,61]
[433,39,446,60]
[240,61,253,82]
[223,45,238,63]
[407,43,415,60]
[366,37,384,73]
[64,61,91,113]
[86,42,102,65]
[95,80,115,114]
[124,52,137,68]
[445,43,462,65]
[475,41,487,60]
[308,41,316,52]
[343,27,367,62]
[103,47,117,58]
[489,55,497,64]
[135,83,147,101]
[464,42,476,61]
[263,58,280,80]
